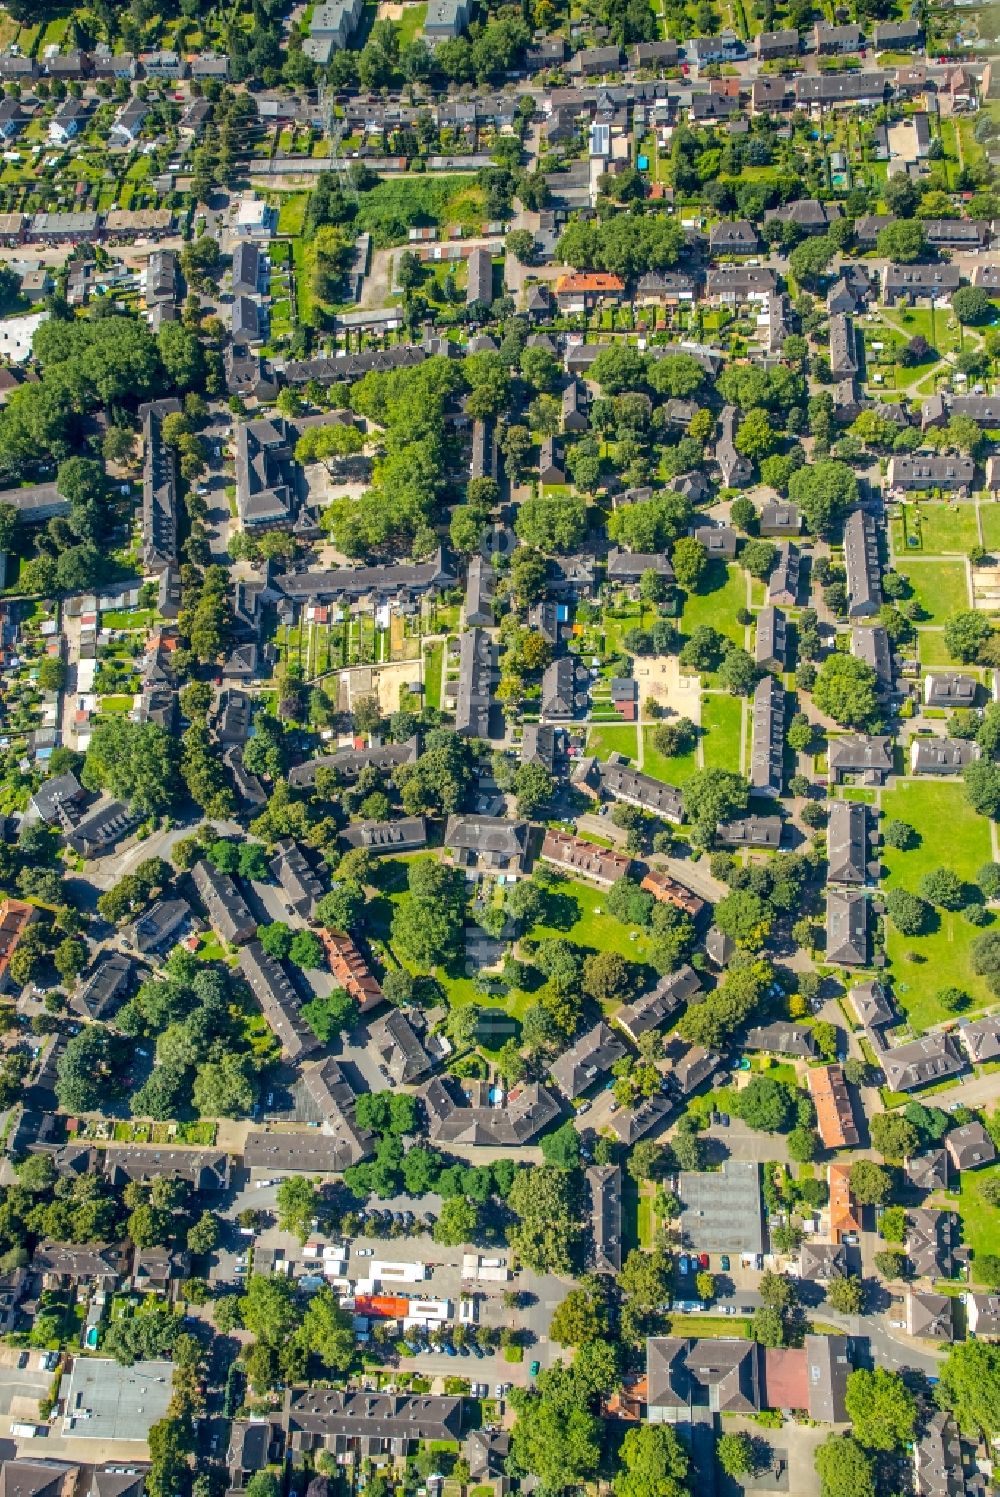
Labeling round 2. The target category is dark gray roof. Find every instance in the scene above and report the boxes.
[827,798,869,885]
[825,888,868,965]
[550,1021,628,1098]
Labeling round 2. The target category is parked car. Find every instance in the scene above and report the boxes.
[720,1255,730,1272]
[698,1253,710,1269]
[530,1361,540,1376]
[678,1254,689,1274]
[356,1247,375,1257]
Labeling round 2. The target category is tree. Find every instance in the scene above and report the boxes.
[733,1076,792,1132]
[751,1305,787,1347]
[742,539,776,579]
[682,768,749,833]
[714,890,772,951]
[788,233,835,287]
[944,610,994,663]
[672,536,707,591]
[515,493,588,553]
[845,1367,916,1452]
[549,1288,606,1347]
[814,1435,875,1497]
[82,717,179,815]
[540,1120,581,1171]
[788,1125,818,1163]
[849,1159,891,1205]
[718,647,758,697]
[187,1211,220,1256]
[241,1272,299,1343]
[582,950,636,1005]
[506,229,535,264]
[508,1167,582,1274]
[874,1249,906,1280]
[432,1196,479,1246]
[953,286,993,326]
[826,1274,863,1314]
[717,1433,756,1478]
[811,653,878,727]
[509,1387,601,1492]
[885,886,930,936]
[612,1424,689,1497]
[788,460,858,536]
[966,759,1000,819]
[870,1112,919,1161]
[299,1285,355,1373]
[884,819,916,850]
[937,1341,1000,1439]
[276,1177,320,1244]
[875,220,925,263]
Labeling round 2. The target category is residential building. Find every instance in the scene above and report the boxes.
[190,859,256,945]
[750,674,785,799]
[284,1389,464,1452]
[444,815,530,875]
[238,941,318,1062]
[551,1021,628,1099]
[640,870,704,919]
[423,1074,560,1146]
[270,839,323,918]
[844,507,881,618]
[944,1122,996,1172]
[827,734,893,785]
[370,1009,439,1085]
[121,898,190,955]
[715,815,782,849]
[881,1034,966,1092]
[289,736,419,788]
[852,623,893,696]
[455,628,496,738]
[910,737,979,775]
[908,1290,954,1341]
[924,673,976,709]
[808,1064,860,1149]
[574,753,684,822]
[716,405,753,487]
[236,415,299,527]
[554,272,625,313]
[340,817,427,854]
[825,888,868,966]
[139,397,181,575]
[540,829,631,886]
[828,1161,860,1241]
[959,1015,1000,1065]
[70,953,133,1022]
[768,543,801,607]
[615,966,701,1042]
[587,1164,622,1273]
[827,798,870,885]
[755,605,788,672]
[745,1022,817,1059]
[883,264,962,308]
[467,246,493,307]
[320,929,384,1011]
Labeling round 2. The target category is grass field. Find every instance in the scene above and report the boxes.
[396,1,427,44]
[701,692,744,773]
[917,630,965,667]
[527,874,654,969]
[978,505,1000,553]
[587,724,638,761]
[890,504,979,556]
[642,726,696,784]
[423,642,443,711]
[681,562,747,649]
[895,560,970,625]
[961,1162,1000,1270]
[881,781,994,1030]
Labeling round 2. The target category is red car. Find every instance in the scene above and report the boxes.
[698,1253,710,1269]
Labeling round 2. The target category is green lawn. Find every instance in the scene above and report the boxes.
[978,505,1000,554]
[917,630,965,667]
[642,726,696,785]
[960,1162,1000,1270]
[881,781,994,1030]
[701,692,744,773]
[895,560,970,625]
[527,874,654,971]
[587,724,638,761]
[890,504,979,556]
[275,192,309,236]
[396,1,427,44]
[423,642,443,711]
[681,562,747,648]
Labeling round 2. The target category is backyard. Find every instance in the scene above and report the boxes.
[880,780,994,1030]
[894,559,971,625]
[890,503,980,556]
[960,1161,1000,1270]
[681,562,748,650]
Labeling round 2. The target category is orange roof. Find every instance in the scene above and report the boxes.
[0,899,33,984]
[556,273,625,292]
[320,928,383,1011]
[807,1064,859,1150]
[828,1161,860,1240]
[763,1347,809,1410]
[353,1294,409,1319]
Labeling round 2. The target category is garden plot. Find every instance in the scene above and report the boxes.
[972,561,1000,612]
